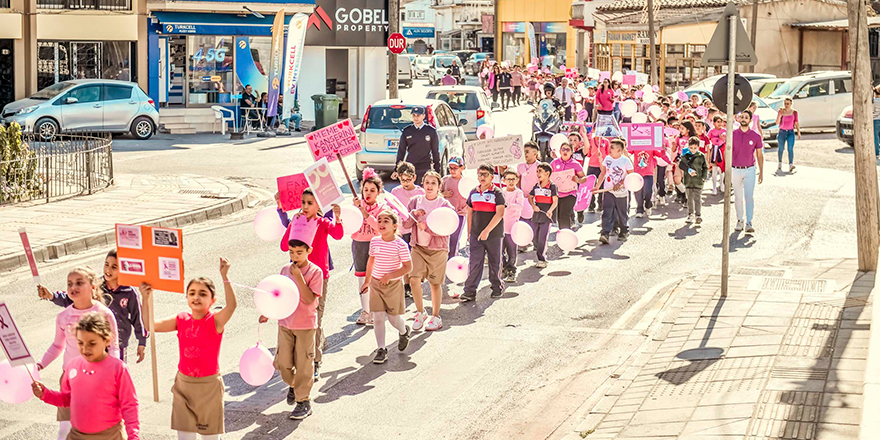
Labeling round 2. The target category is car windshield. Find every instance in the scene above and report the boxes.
[474,54,487,61]
[426,91,479,111]
[752,96,769,108]
[415,58,431,66]
[435,57,456,68]
[768,80,805,98]
[30,81,75,100]
[368,106,414,130]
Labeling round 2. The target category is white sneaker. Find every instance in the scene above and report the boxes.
[777,163,782,171]
[712,187,718,196]
[735,220,745,231]
[535,261,548,268]
[635,212,644,218]
[425,316,443,331]
[645,208,652,217]
[686,214,694,224]
[412,311,428,331]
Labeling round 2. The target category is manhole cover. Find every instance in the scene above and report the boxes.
[748,277,833,293]
[677,347,725,360]
[770,368,828,381]
[733,268,788,277]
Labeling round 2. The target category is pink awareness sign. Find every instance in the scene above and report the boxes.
[620,123,664,151]
[622,74,636,85]
[18,228,39,283]
[306,119,362,163]
[573,175,598,212]
[276,173,309,212]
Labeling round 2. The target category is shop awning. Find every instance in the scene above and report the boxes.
[153,11,292,36]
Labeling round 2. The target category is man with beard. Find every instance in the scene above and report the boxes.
[730,110,764,235]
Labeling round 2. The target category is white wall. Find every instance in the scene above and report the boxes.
[361,47,387,118]
[299,46,327,121]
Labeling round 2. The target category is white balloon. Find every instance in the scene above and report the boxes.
[254,207,286,242]
[426,207,459,236]
[511,221,534,247]
[556,229,579,252]
[239,343,275,387]
[254,274,300,320]
[620,100,638,118]
[339,204,364,236]
[612,71,623,82]
[641,84,652,94]
[624,173,645,192]
[458,173,478,196]
[648,105,662,118]
[550,133,568,152]
[632,112,648,124]
[446,256,469,283]
[577,83,588,95]
[642,91,656,104]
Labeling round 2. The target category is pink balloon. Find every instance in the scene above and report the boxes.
[0,361,39,404]
[624,173,644,192]
[426,207,458,236]
[635,90,644,99]
[458,174,478,196]
[664,127,680,137]
[511,221,534,247]
[476,125,495,139]
[239,343,275,387]
[677,91,688,101]
[254,274,300,320]
[577,110,588,123]
[446,256,469,283]
[556,229,579,252]
[652,85,660,93]
[254,207,287,242]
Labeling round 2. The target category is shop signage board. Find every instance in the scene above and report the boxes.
[403,27,434,38]
[305,0,390,47]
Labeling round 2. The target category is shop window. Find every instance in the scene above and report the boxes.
[37,0,130,11]
[187,36,233,105]
[37,41,132,90]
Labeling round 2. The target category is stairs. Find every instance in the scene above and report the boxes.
[159,108,222,134]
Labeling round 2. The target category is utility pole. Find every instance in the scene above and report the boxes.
[848,0,880,271]
[647,0,657,85]
[749,0,758,73]
[720,13,736,297]
[389,0,400,99]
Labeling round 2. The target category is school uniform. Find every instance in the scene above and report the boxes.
[463,186,506,299]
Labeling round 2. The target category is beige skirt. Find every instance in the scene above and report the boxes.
[369,278,405,315]
[171,372,225,435]
[67,422,123,440]
[57,375,70,422]
[411,246,448,284]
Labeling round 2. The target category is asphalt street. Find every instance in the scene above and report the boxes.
[0,78,867,439]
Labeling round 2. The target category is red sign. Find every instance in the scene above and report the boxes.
[276,173,309,212]
[388,33,406,54]
[306,118,362,163]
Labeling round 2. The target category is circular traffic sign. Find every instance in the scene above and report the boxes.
[388,33,406,54]
[712,74,753,114]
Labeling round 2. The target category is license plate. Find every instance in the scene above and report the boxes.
[387,140,399,150]
[842,128,853,136]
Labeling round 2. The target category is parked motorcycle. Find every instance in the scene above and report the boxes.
[530,98,563,162]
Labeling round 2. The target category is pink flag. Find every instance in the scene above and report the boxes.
[573,175,598,212]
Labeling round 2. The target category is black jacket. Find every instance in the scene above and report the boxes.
[397,123,441,173]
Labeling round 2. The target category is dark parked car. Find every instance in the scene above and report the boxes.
[452,50,476,65]
[465,52,494,75]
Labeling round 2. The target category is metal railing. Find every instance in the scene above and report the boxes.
[0,134,114,205]
[37,0,130,10]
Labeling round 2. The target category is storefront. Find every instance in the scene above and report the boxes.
[494,0,576,68]
[37,41,136,90]
[0,11,21,111]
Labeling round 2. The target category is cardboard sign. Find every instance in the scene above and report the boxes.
[306,119,362,163]
[594,114,622,139]
[116,224,184,293]
[635,72,649,85]
[620,123,664,151]
[573,175,598,212]
[622,74,636,85]
[0,302,34,367]
[303,157,345,211]
[599,71,610,82]
[549,169,577,193]
[17,228,39,284]
[463,134,525,168]
[277,173,309,212]
[587,68,600,79]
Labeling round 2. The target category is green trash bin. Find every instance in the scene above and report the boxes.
[311,94,341,129]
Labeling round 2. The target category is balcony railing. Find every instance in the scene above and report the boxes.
[37,0,130,10]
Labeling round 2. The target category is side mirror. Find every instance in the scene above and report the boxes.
[64,97,78,104]
[459,118,468,126]
[795,91,808,99]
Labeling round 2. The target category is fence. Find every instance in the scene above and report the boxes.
[0,134,113,205]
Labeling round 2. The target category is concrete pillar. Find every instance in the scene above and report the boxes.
[20,0,36,95]
[137,0,148,93]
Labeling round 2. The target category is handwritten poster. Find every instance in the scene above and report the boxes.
[277,173,309,212]
[116,224,185,293]
[549,169,577,193]
[306,119,362,163]
[463,134,525,168]
[0,302,34,367]
[620,123,664,151]
[17,228,39,283]
[303,157,345,211]
[573,175,598,212]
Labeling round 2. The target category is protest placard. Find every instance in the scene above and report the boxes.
[306,119,362,163]
[276,173,309,212]
[304,157,345,211]
[0,302,34,367]
[573,175,598,212]
[17,228,39,284]
[599,71,610,82]
[620,123,664,151]
[549,169,577,193]
[116,224,184,293]
[462,134,525,168]
[622,74,636,85]
[594,114,622,139]
[635,72,649,85]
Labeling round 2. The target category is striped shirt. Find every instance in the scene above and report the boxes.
[467,186,506,239]
[529,182,558,224]
[369,236,411,279]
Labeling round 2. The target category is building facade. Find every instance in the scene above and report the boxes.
[494,0,576,68]
[433,0,491,52]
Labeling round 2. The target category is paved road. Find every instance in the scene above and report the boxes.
[0,79,865,439]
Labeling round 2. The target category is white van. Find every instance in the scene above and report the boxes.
[386,54,413,88]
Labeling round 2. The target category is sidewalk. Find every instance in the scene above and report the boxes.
[567,259,874,440]
[0,174,251,272]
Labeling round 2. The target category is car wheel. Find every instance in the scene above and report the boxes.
[35,118,59,141]
[130,117,155,140]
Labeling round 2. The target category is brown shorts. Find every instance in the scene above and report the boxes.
[67,422,123,440]
[171,372,225,435]
[369,278,405,315]
[57,375,70,422]
[410,246,447,284]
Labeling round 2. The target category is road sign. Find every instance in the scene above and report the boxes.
[702,2,757,66]
[712,74,753,113]
[403,27,435,38]
[388,33,407,54]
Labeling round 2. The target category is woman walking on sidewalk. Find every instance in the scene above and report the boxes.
[775,97,800,173]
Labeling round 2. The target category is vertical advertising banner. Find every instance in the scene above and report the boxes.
[283,13,310,120]
[266,9,286,118]
[526,22,537,63]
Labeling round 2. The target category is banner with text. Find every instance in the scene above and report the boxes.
[116,224,185,293]
[463,134,525,168]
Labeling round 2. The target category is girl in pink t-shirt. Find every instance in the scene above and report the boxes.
[38,266,119,440]
[391,161,426,244]
[707,116,727,195]
[33,312,138,440]
[145,258,237,440]
[353,168,388,325]
[440,157,468,259]
[361,211,413,364]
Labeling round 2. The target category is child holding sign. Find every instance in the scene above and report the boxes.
[352,169,389,325]
[39,250,148,364]
[143,258,236,440]
[32,312,139,440]
[404,171,455,331]
[38,266,120,440]
[361,211,412,364]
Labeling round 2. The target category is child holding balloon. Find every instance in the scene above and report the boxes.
[352,168,389,325]
[501,169,524,281]
[38,266,119,440]
[404,171,455,331]
[32,312,139,440]
[142,257,236,440]
[361,211,413,364]
[391,161,425,298]
[528,163,558,268]
[596,139,634,244]
[441,157,468,260]
[259,238,323,420]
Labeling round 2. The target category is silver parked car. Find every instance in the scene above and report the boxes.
[0,79,159,140]
[425,86,495,140]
